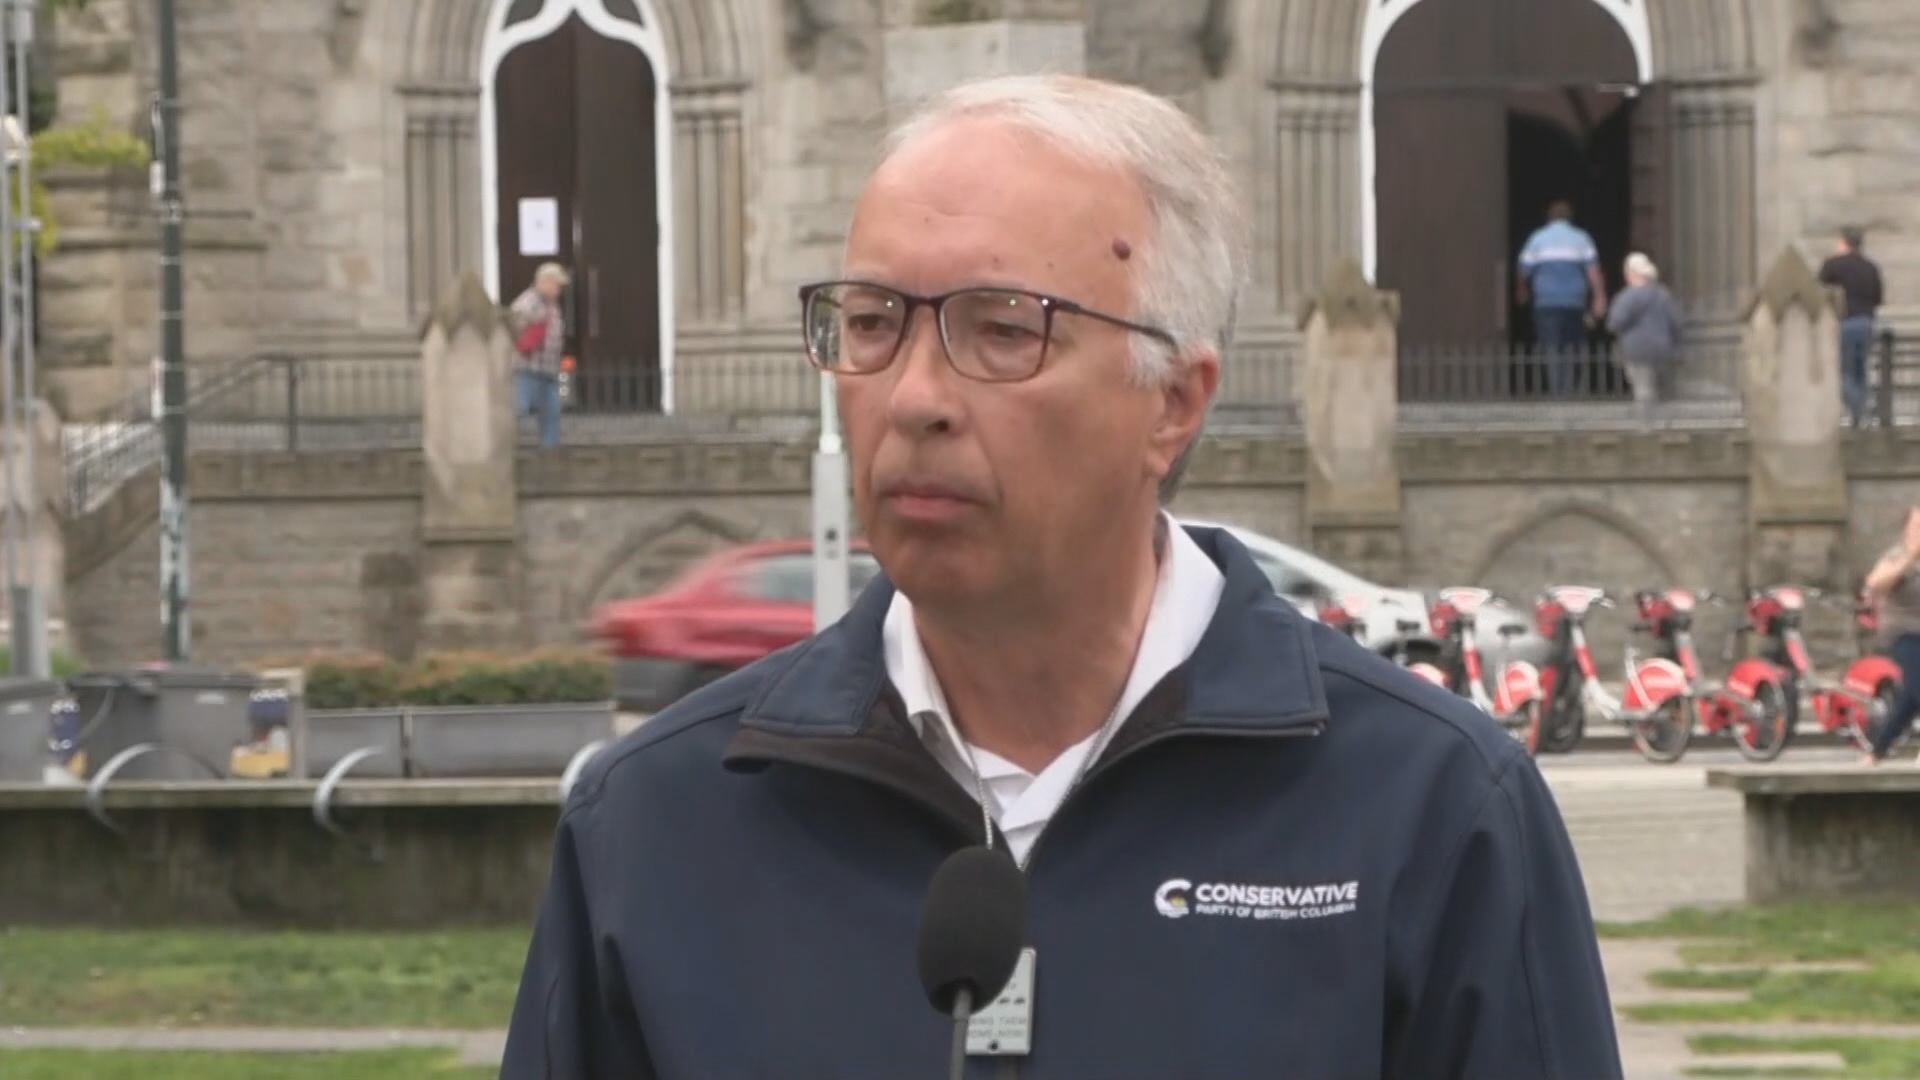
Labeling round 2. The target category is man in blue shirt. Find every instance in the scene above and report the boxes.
[1517,200,1607,395]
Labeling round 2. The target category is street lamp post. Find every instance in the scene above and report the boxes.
[810,370,850,630]
[154,0,189,661]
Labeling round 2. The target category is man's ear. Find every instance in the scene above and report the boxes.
[1150,347,1219,475]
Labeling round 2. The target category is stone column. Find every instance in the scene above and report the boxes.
[0,400,70,640]
[1297,261,1404,583]
[882,2,1087,120]
[1741,246,1850,589]
[415,273,525,653]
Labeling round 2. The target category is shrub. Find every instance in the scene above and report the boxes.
[300,648,610,710]
[0,648,91,679]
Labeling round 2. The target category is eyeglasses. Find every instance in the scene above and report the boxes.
[797,280,1178,383]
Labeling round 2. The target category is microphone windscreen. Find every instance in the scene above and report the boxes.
[914,845,1028,1015]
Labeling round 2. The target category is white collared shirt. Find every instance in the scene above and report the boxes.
[881,514,1226,864]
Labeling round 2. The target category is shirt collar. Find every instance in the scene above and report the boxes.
[882,512,1227,769]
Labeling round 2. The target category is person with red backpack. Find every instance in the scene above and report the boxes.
[507,262,570,448]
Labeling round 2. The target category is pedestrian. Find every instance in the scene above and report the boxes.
[500,73,1620,1080]
[1859,506,1920,765]
[1607,252,1685,426]
[1817,225,1884,427]
[506,262,569,448]
[1517,199,1608,396]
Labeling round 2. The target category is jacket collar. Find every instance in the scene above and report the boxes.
[730,524,1329,742]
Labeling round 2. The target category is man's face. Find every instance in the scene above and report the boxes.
[834,117,1213,611]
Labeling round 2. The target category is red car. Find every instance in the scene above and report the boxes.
[591,539,882,712]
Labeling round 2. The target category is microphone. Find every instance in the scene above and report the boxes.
[915,846,1028,1080]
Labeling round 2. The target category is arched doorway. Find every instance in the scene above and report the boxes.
[480,0,675,412]
[1365,0,1662,396]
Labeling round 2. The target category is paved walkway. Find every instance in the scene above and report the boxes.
[1539,758,1745,922]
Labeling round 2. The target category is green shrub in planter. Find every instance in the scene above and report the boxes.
[297,649,611,710]
[304,654,406,711]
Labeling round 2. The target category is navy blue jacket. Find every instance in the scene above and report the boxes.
[501,527,1621,1080]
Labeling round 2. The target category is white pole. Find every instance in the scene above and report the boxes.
[0,0,18,676]
[810,370,850,630]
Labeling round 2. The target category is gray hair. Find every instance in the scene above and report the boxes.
[1624,252,1658,281]
[878,75,1250,502]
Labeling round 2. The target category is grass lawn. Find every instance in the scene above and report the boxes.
[0,927,531,1028]
[1596,900,1920,1026]
[1687,1033,1920,1078]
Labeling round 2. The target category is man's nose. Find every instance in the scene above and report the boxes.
[885,309,959,434]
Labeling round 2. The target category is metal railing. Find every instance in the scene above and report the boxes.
[1394,340,1746,432]
[1873,330,1920,427]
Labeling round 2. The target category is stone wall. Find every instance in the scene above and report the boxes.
[59,429,1920,669]
[38,0,1920,418]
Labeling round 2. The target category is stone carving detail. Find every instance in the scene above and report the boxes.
[1297,259,1399,332]
[1744,245,1841,325]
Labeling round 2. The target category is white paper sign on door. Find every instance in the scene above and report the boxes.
[517,197,559,257]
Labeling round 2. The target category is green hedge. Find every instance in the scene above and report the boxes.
[0,649,90,679]
[302,649,611,710]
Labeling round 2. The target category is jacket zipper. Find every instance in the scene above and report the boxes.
[983,720,1325,1080]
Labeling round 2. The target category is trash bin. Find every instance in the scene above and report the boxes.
[67,666,257,781]
[0,676,61,782]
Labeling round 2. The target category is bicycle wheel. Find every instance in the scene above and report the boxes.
[1732,681,1791,762]
[1630,696,1693,764]
[1515,699,1545,757]
[1849,680,1904,754]
[1539,673,1586,754]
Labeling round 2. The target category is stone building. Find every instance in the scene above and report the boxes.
[33,0,1920,413]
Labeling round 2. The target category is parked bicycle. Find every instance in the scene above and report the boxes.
[1796,588,1902,752]
[1427,586,1543,750]
[1677,587,1796,761]
[1530,586,1693,761]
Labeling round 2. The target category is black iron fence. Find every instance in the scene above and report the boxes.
[1393,339,1746,431]
[1874,330,1920,428]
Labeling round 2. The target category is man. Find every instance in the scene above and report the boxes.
[1818,225,1884,427]
[1517,200,1607,396]
[501,74,1620,1080]
[505,261,570,448]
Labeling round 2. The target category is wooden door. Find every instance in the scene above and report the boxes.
[573,25,661,410]
[1373,0,1642,356]
[1373,0,1508,351]
[493,15,661,411]
[493,25,578,322]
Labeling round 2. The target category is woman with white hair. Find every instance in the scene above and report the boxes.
[1605,252,1685,424]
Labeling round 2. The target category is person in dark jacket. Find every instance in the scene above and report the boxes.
[500,73,1621,1080]
[1606,252,1685,426]
[1818,225,1884,427]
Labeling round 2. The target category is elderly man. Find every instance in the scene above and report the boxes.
[501,74,1620,1080]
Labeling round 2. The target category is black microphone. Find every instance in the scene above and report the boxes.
[915,846,1028,1080]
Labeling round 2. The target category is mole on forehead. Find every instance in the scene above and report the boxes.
[1112,238,1132,260]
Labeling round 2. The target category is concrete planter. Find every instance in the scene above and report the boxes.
[404,702,615,778]
[882,20,1085,114]
[300,708,408,779]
